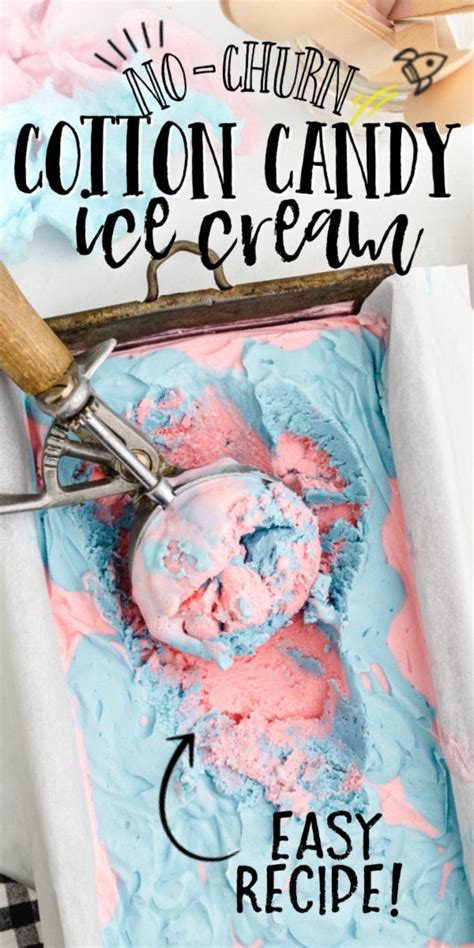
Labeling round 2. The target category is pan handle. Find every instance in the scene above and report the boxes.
[0,264,73,396]
[145,240,232,303]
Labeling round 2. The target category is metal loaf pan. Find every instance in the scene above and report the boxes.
[47,241,393,352]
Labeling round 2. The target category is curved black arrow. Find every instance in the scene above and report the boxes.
[159,734,240,862]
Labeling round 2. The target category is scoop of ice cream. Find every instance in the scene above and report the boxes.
[131,473,321,668]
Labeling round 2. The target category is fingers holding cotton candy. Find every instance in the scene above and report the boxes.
[130,474,321,668]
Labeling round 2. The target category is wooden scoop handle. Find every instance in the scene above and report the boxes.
[0,264,73,396]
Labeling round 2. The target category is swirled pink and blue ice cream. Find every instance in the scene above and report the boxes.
[25,310,474,945]
[132,474,321,668]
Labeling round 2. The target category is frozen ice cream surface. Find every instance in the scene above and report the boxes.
[131,474,321,668]
[26,311,474,946]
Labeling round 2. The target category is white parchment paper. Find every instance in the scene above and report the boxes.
[362,266,473,887]
[0,265,472,946]
[0,378,103,946]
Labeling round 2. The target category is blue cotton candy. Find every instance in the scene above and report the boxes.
[0,78,244,262]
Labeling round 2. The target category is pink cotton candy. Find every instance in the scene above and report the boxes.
[0,0,110,105]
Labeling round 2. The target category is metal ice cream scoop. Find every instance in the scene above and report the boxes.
[0,263,268,508]
[0,265,320,647]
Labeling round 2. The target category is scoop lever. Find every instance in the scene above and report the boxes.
[0,336,178,514]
